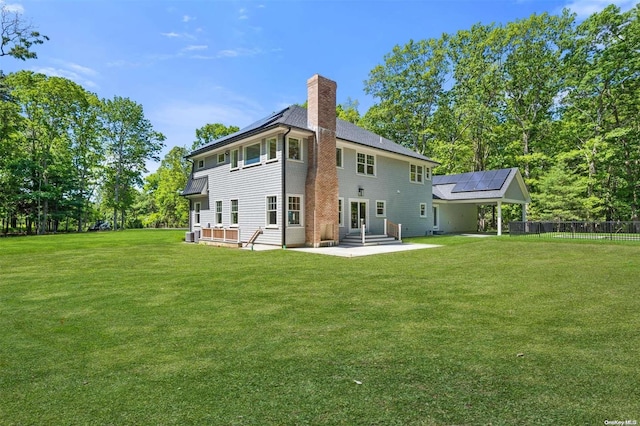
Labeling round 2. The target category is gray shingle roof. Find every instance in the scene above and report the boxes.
[188,105,437,163]
[181,176,208,196]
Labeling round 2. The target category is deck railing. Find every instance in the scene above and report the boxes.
[385,219,402,241]
[200,227,241,243]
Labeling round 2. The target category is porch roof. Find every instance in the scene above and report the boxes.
[432,168,531,204]
[181,176,208,196]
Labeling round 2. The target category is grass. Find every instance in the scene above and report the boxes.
[1,230,638,425]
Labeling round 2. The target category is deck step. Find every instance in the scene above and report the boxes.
[340,233,401,246]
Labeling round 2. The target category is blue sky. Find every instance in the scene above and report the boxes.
[2,0,638,172]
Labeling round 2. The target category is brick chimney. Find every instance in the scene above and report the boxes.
[305,75,339,247]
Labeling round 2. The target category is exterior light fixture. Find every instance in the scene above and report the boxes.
[358,186,364,197]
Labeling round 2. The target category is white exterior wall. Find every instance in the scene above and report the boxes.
[434,203,477,233]
[337,143,434,238]
[190,133,285,245]
[284,134,309,247]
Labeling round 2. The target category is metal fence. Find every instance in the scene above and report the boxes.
[509,221,640,241]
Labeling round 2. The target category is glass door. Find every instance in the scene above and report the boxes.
[350,201,367,232]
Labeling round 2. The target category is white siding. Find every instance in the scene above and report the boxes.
[190,135,284,245]
[337,144,434,238]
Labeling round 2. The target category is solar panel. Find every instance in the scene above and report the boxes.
[450,169,512,193]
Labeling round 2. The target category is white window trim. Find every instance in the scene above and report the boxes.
[410,164,425,184]
[338,197,344,227]
[356,152,376,177]
[215,200,223,227]
[194,202,201,226]
[243,141,262,168]
[419,202,427,218]
[425,166,432,180]
[217,153,225,164]
[230,199,239,227]
[230,149,239,170]
[287,137,303,162]
[336,147,344,169]
[432,205,439,230]
[286,194,304,227]
[266,195,278,228]
[266,137,278,162]
[376,200,386,218]
[197,159,204,169]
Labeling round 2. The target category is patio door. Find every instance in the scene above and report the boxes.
[350,201,368,232]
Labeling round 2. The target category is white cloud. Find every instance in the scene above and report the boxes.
[161,32,181,38]
[216,47,261,58]
[2,2,24,13]
[182,15,194,22]
[31,66,99,89]
[184,45,208,51]
[564,0,639,19]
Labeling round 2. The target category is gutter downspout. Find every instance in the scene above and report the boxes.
[281,127,291,249]
[185,158,194,232]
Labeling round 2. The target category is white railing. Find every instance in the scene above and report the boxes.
[385,219,402,241]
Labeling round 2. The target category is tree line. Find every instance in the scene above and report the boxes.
[360,4,639,222]
[2,4,638,235]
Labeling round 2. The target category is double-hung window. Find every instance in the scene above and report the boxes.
[267,138,277,161]
[287,196,302,226]
[217,153,225,164]
[230,149,239,169]
[357,152,375,176]
[266,196,277,227]
[420,203,427,218]
[244,142,261,166]
[288,137,301,161]
[194,202,201,225]
[336,147,343,168]
[231,199,239,226]
[410,164,424,183]
[215,200,222,226]
[376,200,386,217]
[338,198,344,227]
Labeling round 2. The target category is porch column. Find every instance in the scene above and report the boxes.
[522,203,527,222]
[497,201,502,236]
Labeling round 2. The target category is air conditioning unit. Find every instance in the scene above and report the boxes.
[185,232,194,243]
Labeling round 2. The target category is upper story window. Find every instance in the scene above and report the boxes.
[230,149,239,170]
[197,159,204,169]
[244,142,261,166]
[336,147,343,168]
[287,137,302,161]
[357,152,375,176]
[217,153,225,164]
[267,138,277,161]
[410,164,424,183]
[425,167,432,180]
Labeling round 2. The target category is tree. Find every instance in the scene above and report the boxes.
[1,4,49,61]
[101,96,165,230]
[501,11,574,184]
[561,4,640,220]
[143,146,190,228]
[363,37,450,156]
[192,123,239,151]
[336,98,361,124]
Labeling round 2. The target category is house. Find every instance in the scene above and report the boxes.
[182,74,440,247]
[432,168,531,235]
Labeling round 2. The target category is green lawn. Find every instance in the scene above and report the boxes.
[1,230,638,425]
